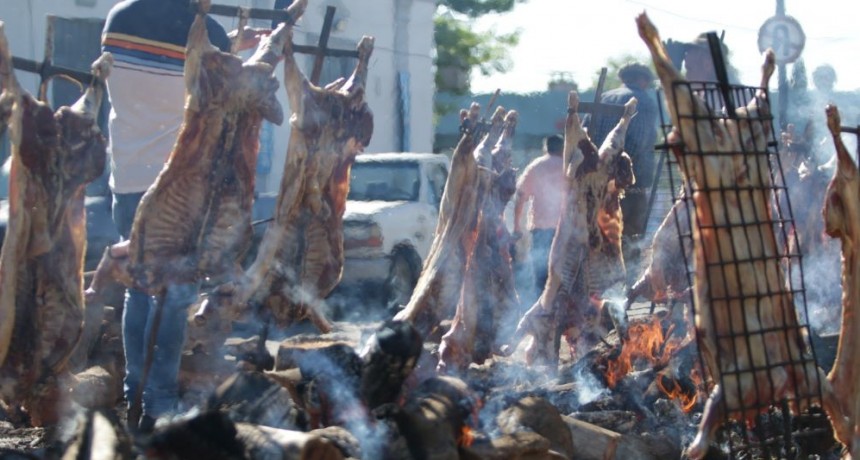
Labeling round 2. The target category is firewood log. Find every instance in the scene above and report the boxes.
[495,396,574,459]
[395,376,478,460]
[461,431,559,460]
[61,410,133,460]
[562,415,658,460]
[207,371,305,431]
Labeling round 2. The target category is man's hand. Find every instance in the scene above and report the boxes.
[229,26,272,52]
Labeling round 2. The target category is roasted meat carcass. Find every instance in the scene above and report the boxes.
[636,13,849,458]
[122,1,286,294]
[437,107,520,372]
[626,198,691,308]
[822,104,860,458]
[0,29,111,425]
[207,16,374,334]
[502,92,637,366]
[393,104,486,337]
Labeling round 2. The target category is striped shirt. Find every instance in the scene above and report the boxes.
[101,0,230,193]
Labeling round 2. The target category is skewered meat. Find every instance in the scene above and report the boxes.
[437,107,520,372]
[124,1,286,294]
[393,104,486,337]
[626,198,690,307]
[822,104,860,458]
[209,15,374,334]
[502,92,637,365]
[0,28,111,425]
[636,12,849,458]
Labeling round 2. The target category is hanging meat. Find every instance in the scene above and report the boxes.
[822,104,860,459]
[207,23,374,334]
[0,29,111,425]
[392,104,486,337]
[437,107,520,372]
[501,92,637,366]
[636,13,849,459]
[116,0,288,295]
[626,196,691,308]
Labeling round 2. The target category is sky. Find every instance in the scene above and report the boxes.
[470,0,860,95]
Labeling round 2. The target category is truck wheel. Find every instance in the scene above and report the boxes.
[384,251,418,313]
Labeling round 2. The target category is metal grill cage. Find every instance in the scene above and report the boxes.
[656,81,835,459]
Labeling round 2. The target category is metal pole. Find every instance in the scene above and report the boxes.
[776,0,788,129]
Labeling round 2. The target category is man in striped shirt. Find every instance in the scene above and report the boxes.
[101,0,238,433]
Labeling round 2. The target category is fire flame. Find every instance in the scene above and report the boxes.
[458,425,474,447]
[604,316,699,412]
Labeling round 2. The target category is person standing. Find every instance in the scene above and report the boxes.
[513,134,565,297]
[101,0,234,433]
[587,63,658,242]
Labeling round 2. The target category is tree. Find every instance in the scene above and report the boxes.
[588,53,653,93]
[434,0,523,116]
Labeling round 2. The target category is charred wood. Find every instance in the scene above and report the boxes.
[395,376,478,460]
[562,415,659,460]
[495,396,575,459]
[358,320,423,410]
[207,371,305,431]
[61,410,132,460]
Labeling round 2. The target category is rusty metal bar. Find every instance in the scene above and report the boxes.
[309,6,336,85]
[12,56,97,89]
[198,2,294,24]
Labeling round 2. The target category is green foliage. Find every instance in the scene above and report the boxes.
[438,0,520,17]
[588,53,653,93]
[434,15,518,95]
[433,0,523,117]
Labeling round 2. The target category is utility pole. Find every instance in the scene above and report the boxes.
[776,0,788,129]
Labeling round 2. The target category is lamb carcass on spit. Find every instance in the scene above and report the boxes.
[393,104,487,338]
[502,91,636,366]
[108,0,288,296]
[626,193,691,310]
[0,27,111,425]
[636,12,850,458]
[206,18,374,334]
[822,104,860,458]
[437,107,520,372]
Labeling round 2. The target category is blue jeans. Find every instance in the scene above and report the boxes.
[114,192,197,418]
[530,228,556,293]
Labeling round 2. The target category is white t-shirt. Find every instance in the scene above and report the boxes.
[105,65,185,193]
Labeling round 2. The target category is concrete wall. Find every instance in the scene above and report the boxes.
[0,0,435,193]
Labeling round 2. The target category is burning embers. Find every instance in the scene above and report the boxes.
[601,314,702,413]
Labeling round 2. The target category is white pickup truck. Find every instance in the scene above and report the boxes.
[336,152,450,314]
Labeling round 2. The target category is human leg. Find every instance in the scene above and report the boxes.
[142,282,199,418]
[530,229,555,293]
[122,288,152,410]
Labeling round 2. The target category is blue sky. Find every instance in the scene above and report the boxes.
[470,0,860,94]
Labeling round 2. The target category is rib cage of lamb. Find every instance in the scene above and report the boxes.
[436,105,521,372]
[115,0,287,296]
[0,23,111,426]
[203,2,375,335]
[636,12,850,459]
[502,91,636,366]
[822,104,860,459]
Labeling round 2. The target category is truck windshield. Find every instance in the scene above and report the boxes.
[348,160,420,202]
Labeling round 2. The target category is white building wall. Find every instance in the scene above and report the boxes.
[0,0,435,193]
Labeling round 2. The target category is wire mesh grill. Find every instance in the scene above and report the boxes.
[655,81,835,459]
